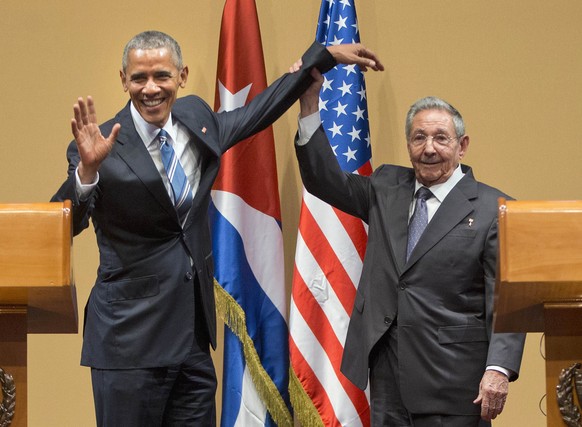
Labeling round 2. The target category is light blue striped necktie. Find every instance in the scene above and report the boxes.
[406,186,433,261]
[158,129,192,225]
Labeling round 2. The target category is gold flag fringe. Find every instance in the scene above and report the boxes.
[289,367,324,427]
[214,279,293,427]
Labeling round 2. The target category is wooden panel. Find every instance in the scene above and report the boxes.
[0,202,72,288]
[0,307,28,427]
[495,200,582,426]
[0,202,77,333]
[499,199,582,282]
[544,322,582,426]
[494,199,582,333]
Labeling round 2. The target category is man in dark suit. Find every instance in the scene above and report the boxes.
[293,68,525,426]
[51,31,382,426]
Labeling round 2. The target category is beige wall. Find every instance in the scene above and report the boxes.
[1,0,581,425]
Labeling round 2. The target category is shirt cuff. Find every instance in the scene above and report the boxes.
[75,167,99,201]
[486,365,510,378]
[297,112,321,146]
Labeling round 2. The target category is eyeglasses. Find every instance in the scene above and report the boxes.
[408,133,460,147]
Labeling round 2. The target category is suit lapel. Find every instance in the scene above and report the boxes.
[114,106,177,219]
[174,106,218,154]
[382,171,416,274]
[172,102,221,212]
[404,167,478,268]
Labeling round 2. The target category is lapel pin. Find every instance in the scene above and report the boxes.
[201,126,207,134]
[468,218,474,227]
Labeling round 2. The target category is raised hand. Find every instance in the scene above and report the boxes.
[299,68,324,118]
[327,43,384,72]
[71,96,120,183]
[289,43,384,74]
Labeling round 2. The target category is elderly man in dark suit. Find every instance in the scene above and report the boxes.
[293,68,525,427]
[51,30,382,426]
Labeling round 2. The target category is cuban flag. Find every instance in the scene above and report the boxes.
[289,0,372,425]
[209,0,292,426]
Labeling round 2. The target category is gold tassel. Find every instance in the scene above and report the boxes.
[214,280,293,427]
[289,368,324,427]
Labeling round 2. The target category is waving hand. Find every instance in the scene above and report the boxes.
[71,96,120,184]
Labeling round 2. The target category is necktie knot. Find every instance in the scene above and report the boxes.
[415,186,433,202]
[158,129,169,146]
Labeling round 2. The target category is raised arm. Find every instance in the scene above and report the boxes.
[326,43,384,72]
[290,43,384,75]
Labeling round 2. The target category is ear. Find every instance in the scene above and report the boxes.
[120,70,128,92]
[179,66,189,88]
[458,135,470,159]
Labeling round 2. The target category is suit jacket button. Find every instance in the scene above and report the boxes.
[384,316,392,325]
[185,272,193,281]
[399,282,406,290]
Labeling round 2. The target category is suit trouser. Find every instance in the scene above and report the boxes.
[369,325,490,427]
[90,299,217,427]
[411,414,490,427]
[91,338,216,426]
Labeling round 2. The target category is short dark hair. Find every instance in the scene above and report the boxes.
[122,30,183,72]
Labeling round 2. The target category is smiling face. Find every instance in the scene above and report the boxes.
[120,47,188,128]
[407,109,469,187]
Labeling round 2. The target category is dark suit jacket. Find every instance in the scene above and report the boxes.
[296,126,525,415]
[52,42,336,370]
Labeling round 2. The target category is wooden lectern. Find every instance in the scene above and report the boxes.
[0,201,78,426]
[494,198,582,426]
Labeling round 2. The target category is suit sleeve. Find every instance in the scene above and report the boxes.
[484,217,526,381]
[214,41,337,152]
[295,125,371,223]
[51,140,93,236]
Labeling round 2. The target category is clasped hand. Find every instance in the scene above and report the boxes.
[289,42,384,74]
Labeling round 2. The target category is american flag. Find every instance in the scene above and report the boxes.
[209,0,291,425]
[289,0,372,426]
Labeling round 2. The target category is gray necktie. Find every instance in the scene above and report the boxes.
[406,187,433,261]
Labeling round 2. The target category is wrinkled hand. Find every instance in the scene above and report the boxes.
[473,370,509,422]
[327,43,384,72]
[297,67,324,118]
[71,96,120,183]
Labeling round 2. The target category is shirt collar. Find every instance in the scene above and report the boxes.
[414,164,465,203]
[130,102,176,148]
